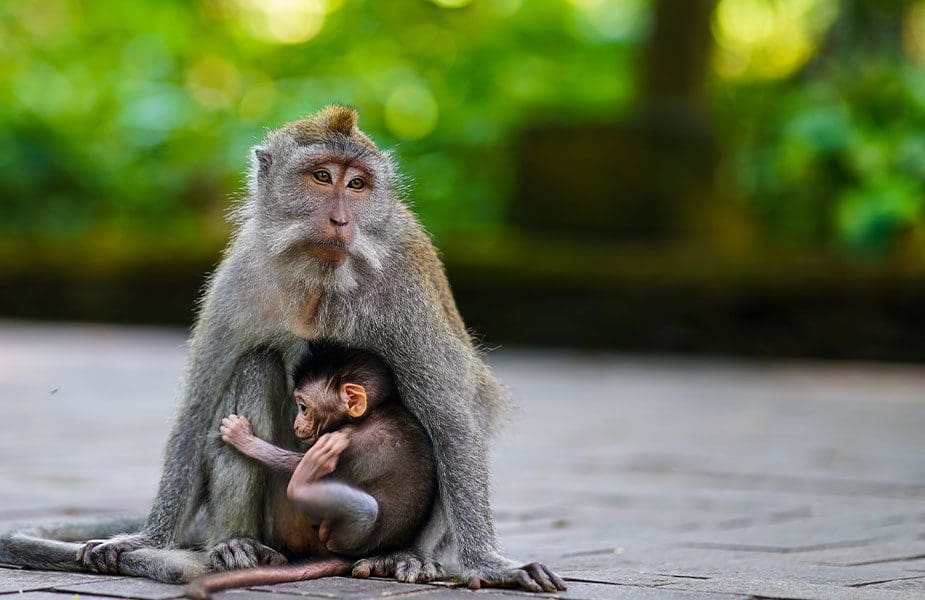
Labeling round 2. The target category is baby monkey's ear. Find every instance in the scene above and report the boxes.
[341,383,368,418]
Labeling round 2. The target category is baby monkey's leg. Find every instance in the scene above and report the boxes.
[288,481,379,556]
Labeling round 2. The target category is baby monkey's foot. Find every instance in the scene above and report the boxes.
[220,414,253,449]
[208,538,287,571]
[352,551,444,583]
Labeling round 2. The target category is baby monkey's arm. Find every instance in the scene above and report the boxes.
[220,414,304,474]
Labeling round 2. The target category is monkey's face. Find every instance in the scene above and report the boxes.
[292,380,368,447]
[252,132,398,277]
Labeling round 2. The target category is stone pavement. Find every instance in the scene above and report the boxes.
[1,321,924,600]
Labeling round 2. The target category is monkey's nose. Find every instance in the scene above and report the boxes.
[330,217,349,227]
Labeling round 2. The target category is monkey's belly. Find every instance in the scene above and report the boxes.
[272,497,327,557]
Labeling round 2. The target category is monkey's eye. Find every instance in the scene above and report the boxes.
[297,403,307,414]
[312,170,332,184]
[347,177,366,190]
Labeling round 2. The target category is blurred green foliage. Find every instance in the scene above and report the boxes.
[2,0,925,264]
[0,0,645,255]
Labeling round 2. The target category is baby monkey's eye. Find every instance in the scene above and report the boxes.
[297,403,307,413]
[312,170,332,184]
[347,177,366,190]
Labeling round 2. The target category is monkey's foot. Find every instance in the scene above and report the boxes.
[208,538,287,571]
[352,551,444,583]
[77,532,154,574]
[464,556,566,593]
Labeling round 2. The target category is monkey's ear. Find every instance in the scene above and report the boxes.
[254,147,272,178]
[341,383,367,418]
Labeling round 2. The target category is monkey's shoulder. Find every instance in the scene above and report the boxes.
[334,403,432,482]
[353,404,429,454]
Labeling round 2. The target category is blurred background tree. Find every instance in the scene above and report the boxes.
[2,0,925,358]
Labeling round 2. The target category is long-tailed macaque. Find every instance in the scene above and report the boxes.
[186,342,436,599]
[0,106,565,593]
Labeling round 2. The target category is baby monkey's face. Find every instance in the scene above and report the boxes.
[292,379,369,447]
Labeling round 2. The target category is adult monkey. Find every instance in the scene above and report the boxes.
[69,106,561,592]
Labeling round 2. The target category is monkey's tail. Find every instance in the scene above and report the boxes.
[185,557,353,600]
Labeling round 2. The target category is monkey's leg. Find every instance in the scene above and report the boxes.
[352,498,448,583]
[206,348,289,571]
[0,518,208,583]
[287,481,378,555]
[0,518,142,572]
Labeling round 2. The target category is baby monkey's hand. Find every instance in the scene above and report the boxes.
[293,431,350,483]
[220,414,253,449]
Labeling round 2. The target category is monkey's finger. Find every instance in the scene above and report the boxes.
[352,559,373,578]
[419,559,443,582]
[395,557,423,583]
[371,557,394,577]
[541,564,567,590]
[90,546,109,574]
[514,569,543,593]
[105,545,122,572]
[525,562,557,592]
[230,539,255,568]
[467,574,482,590]
[75,541,91,563]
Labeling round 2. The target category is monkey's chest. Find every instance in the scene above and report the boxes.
[282,289,322,340]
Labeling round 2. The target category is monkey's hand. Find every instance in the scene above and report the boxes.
[220,414,254,450]
[352,550,445,583]
[462,554,566,593]
[292,431,349,484]
[209,537,287,571]
[77,532,157,574]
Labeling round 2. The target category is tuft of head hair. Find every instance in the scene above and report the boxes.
[284,104,378,151]
[293,340,396,410]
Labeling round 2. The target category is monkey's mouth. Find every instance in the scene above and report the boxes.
[307,240,349,265]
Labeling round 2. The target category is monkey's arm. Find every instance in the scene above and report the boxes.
[220,414,304,474]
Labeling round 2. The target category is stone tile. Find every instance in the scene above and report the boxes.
[0,568,117,594]
[790,539,925,566]
[212,592,329,600]
[249,576,435,597]
[55,576,186,599]
[406,585,747,600]
[849,574,925,591]
[0,593,113,600]
[663,576,925,600]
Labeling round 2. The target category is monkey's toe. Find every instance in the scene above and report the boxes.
[394,555,422,583]
[210,537,287,571]
[418,558,444,582]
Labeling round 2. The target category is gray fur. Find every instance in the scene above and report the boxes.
[0,108,563,591]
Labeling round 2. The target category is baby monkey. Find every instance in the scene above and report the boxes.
[186,342,436,599]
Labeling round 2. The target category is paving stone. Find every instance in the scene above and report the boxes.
[411,584,747,599]
[0,593,113,600]
[212,592,334,600]
[662,576,925,600]
[55,576,186,599]
[0,568,118,594]
[848,574,925,591]
[249,576,435,597]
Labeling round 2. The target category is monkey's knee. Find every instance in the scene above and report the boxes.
[289,482,378,553]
